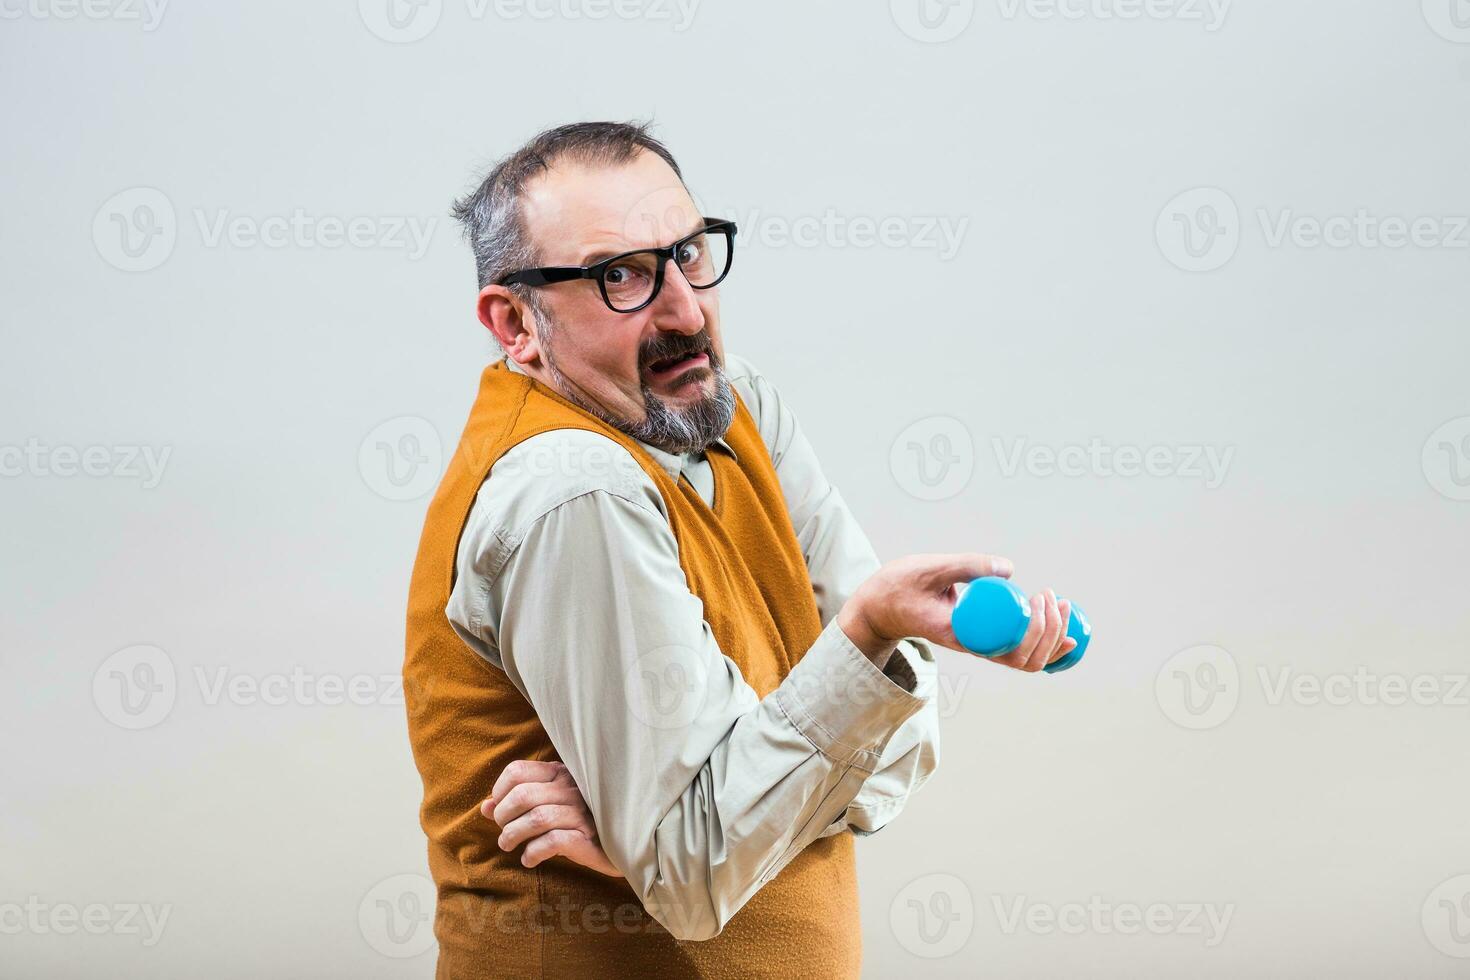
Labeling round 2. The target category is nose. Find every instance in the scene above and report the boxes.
[649,255,704,334]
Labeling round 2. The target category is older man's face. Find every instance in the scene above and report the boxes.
[515,151,728,449]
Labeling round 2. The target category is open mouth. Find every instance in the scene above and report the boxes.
[644,350,710,382]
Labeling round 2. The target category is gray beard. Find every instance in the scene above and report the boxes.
[537,309,735,456]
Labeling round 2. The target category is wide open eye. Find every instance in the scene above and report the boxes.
[679,230,729,288]
[676,238,704,268]
[601,253,658,309]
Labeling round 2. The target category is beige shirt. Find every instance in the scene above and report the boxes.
[446,352,940,940]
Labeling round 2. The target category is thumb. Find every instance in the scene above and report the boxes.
[558,835,625,879]
[923,552,1013,588]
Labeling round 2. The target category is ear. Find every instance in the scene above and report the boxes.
[477,285,541,367]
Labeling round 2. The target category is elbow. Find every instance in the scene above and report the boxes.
[598,833,728,941]
[667,920,726,944]
[617,784,772,942]
[636,846,756,942]
[642,888,727,942]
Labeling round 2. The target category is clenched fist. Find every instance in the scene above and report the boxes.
[837,552,1078,672]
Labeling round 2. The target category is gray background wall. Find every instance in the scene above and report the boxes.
[3,1,1468,975]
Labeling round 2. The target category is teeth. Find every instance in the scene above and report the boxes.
[648,352,703,373]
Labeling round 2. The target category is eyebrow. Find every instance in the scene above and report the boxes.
[576,220,709,266]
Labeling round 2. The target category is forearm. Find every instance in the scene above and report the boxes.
[631,618,923,939]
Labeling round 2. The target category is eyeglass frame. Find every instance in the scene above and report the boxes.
[495,218,738,314]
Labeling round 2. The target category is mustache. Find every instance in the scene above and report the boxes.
[640,332,716,370]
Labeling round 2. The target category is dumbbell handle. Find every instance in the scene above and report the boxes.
[950,576,1092,673]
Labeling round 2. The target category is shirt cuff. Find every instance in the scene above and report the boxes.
[770,618,929,775]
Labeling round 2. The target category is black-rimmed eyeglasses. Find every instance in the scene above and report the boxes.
[497,219,737,314]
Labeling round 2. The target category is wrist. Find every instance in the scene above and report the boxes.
[837,595,899,669]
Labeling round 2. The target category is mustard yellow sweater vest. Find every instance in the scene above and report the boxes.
[404,361,862,979]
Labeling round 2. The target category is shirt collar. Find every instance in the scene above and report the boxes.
[500,357,737,477]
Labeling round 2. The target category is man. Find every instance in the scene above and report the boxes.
[404,121,1078,979]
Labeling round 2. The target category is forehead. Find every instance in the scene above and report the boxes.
[518,150,702,264]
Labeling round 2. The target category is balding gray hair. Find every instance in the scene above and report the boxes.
[450,120,685,301]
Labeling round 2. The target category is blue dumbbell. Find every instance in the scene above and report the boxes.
[950,576,1092,673]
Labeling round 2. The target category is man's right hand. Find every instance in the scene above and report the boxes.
[837,553,1077,672]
